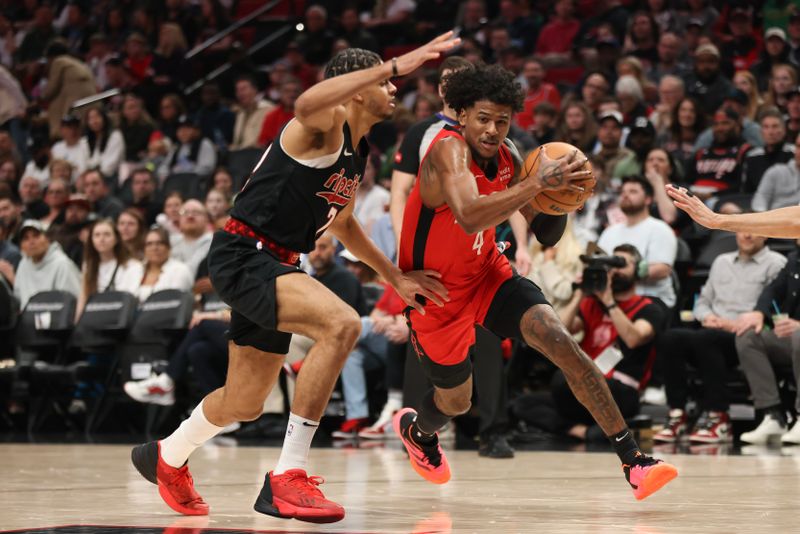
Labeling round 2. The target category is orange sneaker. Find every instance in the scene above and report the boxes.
[131,441,209,516]
[254,469,344,524]
[392,408,451,484]
[623,452,678,501]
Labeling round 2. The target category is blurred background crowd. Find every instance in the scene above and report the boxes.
[3,0,800,454]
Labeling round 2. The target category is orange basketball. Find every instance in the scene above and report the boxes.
[522,142,595,215]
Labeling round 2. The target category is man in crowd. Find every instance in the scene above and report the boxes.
[742,108,795,194]
[170,199,213,278]
[83,169,124,220]
[598,176,677,309]
[654,229,785,443]
[14,220,81,309]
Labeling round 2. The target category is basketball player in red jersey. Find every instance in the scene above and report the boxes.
[130,34,459,523]
[393,65,678,500]
[668,184,800,237]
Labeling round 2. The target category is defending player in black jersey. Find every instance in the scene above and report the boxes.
[131,33,457,523]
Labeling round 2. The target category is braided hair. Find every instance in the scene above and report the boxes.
[324,48,382,79]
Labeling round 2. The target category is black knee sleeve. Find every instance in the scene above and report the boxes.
[416,389,454,435]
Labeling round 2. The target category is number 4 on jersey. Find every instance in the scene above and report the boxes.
[472,231,484,255]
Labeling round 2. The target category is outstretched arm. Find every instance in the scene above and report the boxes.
[430,138,591,234]
[667,184,800,238]
[292,32,460,134]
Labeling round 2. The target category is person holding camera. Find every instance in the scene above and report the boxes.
[542,244,665,441]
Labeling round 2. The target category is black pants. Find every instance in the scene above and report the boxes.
[513,371,639,436]
[385,341,405,391]
[403,326,509,435]
[659,327,738,412]
[167,320,229,396]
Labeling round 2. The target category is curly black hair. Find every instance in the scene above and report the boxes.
[443,64,524,114]
[324,48,382,79]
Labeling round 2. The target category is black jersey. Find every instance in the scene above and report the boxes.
[230,120,369,253]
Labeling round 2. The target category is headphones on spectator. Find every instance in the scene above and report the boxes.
[615,245,649,280]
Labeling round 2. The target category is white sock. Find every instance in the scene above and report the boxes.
[160,400,225,468]
[273,412,319,475]
[387,389,403,406]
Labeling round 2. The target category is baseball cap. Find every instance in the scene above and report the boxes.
[687,18,704,29]
[787,86,800,99]
[64,193,92,211]
[19,219,46,237]
[630,116,655,136]
[598,110,624,125]
[765,27,787,42]
[339,249,360,263]
[596,35,621,49]
[724,88,749,107]
[61,113,81,126]
[695,43,721,59]
[176,114,197,128]
[714,107,740,122]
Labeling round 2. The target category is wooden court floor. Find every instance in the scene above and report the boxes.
[2,442,798,533]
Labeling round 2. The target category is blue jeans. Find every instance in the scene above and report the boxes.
[341,316,389,419]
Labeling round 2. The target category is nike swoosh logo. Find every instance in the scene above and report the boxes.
[344,149,353,156]
[302,421,319,427]
[615,432,629,442]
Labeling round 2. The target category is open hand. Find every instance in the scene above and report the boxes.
[665,184,719,229]
[392,269,450,315]
[394,31,461,77]
[734,311,764,336]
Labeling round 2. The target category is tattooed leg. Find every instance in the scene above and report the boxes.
[519,304,627,436]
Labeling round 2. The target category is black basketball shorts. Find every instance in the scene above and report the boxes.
[207,230,303,354]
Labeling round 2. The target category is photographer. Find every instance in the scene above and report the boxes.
[513,244,664,442]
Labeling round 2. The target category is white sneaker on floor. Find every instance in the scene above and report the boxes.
[641,386,667,406]
[782,421,800,444]
[359,399,402,440]
[741,414,786,445]
[123,372,175,406]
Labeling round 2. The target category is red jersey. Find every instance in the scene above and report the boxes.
[399,125,515,289]
[398,125,516,365]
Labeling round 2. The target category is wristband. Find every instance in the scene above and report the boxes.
[392,57,399,77]
[605,302,618,312]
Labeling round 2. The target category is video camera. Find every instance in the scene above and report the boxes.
[577,254,626,293]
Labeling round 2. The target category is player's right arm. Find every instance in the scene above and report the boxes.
[667,184,800,238]
[291,32,459,135]
[428,139,591,234]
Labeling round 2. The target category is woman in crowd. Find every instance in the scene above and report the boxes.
[151,23,189,93]
[734,70,764,121]
[643,147,686,228]
[84,107,125,180]
[157,94,185,143]
[657,96,706,177]
[204,187,230,231]
[211,167,234,198]
[764,63,798,113]
[77,219,144,317]
[526,217,584,313]
[40,178,70,228]
[119,93,156,164]
[136,225,194,302]
[116,208,147,260]
[155,190,183,239]
[555,101,597,153]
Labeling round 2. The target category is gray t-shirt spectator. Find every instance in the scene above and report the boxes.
[14,242,81,308]
[752,160,800,212]
[170,231,213,278]
[598,216,678,307]
[693,247,786,321]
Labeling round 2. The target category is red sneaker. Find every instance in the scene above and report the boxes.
[131,441,209,516]
[331,417,369,439]
[254,469,344,524]
[654,409,688,443]
[689,411,732,443]
[623,452,678,501]
[392,408,450,484]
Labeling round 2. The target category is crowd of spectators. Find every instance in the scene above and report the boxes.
[5,0,800,449]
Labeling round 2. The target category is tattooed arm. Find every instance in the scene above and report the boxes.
[520,303,627,436]
[426,138,591,234]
